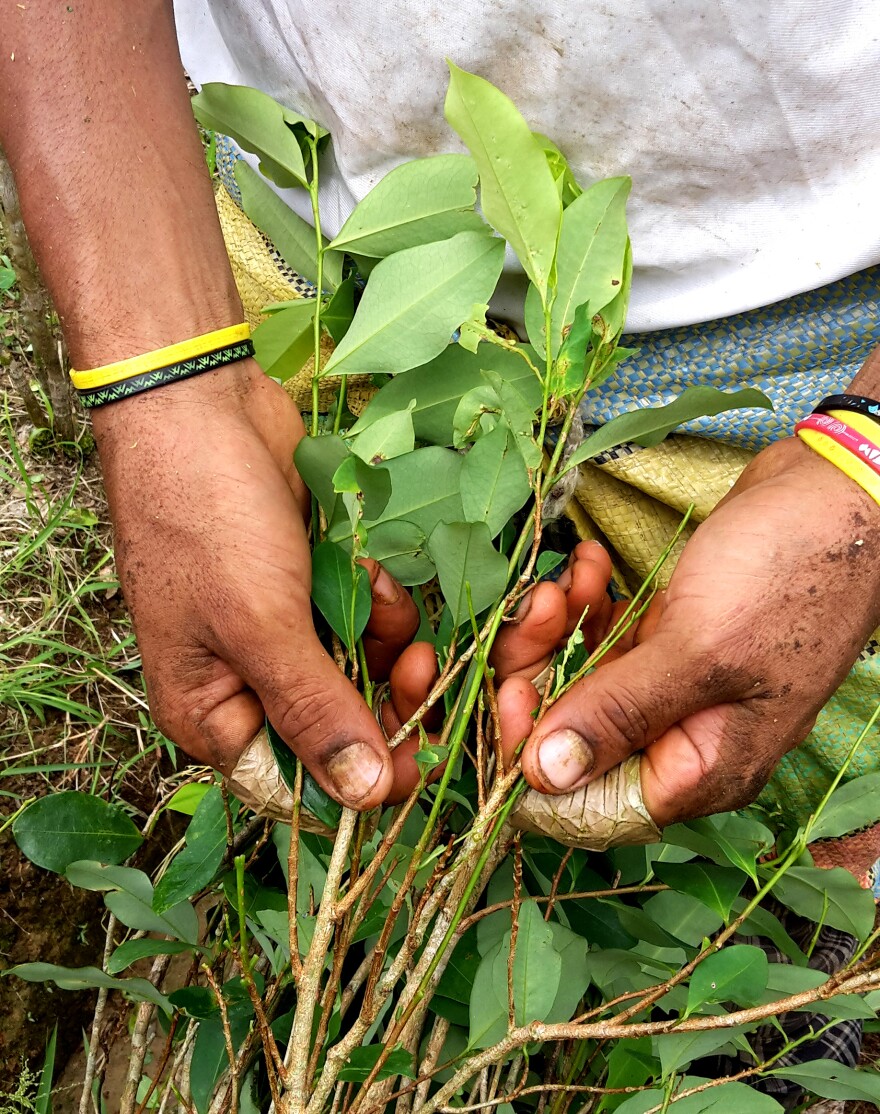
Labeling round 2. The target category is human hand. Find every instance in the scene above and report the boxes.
[92,361,396,809]
[507,437,880,828]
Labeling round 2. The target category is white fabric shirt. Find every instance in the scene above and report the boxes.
[174,0,880,333]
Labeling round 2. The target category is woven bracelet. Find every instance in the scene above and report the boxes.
[76,338,255,409]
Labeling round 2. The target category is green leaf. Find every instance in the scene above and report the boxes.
[65,860,199,943]
[664,812,775,883]
[545,921,591,1023]
[5,963,171,1014]
[328,154,484,256]
[685,945,768,1015]
[365,520,433,586]
[191,83,308,188]
[323,276,357,344]
[235,161,341,289]
[152,786,229,914]
[363,446,464,535]
[322,231,504,378]
[337,1044,416,1083]
[294,433,350,521]
[427,521,508,626]
[13,791,143,873]
[808,771,880,841]
[597,1038,658,1113]
[436,926,483,1004]
[331,454,392,521]
[348,343,540,447]
[730,900,807,966]
[756,963,877,1019]
[564,387,774,475]
[655,1027,752,1079]
[349,404,415,464]
[653,862,746,921]
[768,865,876,940]
[444,63,561,299]
[766,1061,880,1103]
[641,890,723,948]
[461,425,532,537]
[615,1079,782,1114]
[505,900,562,1027]
[458,302,490,354]
[525,177,631,357]
[107,939,199,976]
[165,782,211,816]
[536,551,566,578]
[190,1014,251,1114]
[34,1023,56,1114]
[252,299,317,382]
[311,540,372,651]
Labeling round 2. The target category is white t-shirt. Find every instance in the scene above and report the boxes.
[174,0,880,333]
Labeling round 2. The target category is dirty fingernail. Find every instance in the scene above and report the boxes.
[371,566,399,605]
[327,742,385,803]
[514,590,534,621]
[536,729,594,790]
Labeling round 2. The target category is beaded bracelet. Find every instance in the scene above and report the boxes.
[70,323,254,409]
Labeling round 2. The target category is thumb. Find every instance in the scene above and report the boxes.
[239,631,394,811]
[521,634,729,795]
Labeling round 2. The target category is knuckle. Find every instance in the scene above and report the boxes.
[587,688,651,751]
[269,676,338,753]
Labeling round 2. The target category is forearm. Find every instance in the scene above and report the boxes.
[0,0,241,373]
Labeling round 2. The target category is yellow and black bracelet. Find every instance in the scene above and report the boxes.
[69,323,254,409]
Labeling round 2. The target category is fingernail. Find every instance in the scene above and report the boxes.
[371,566,399,605]
[557,569,573,592]
[536,730,594,790]
[327,742,385,804]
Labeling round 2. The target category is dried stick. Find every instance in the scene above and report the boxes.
[204,964,239,1114]
[119,953,173,1114]
[79,913,118,1114]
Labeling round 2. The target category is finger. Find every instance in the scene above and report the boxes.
[498,675,542,767]
[634,591,666,645]
[378,680,446,805]
[490,581,567,682]
[389,641,443,731]
[557,542,613,636]
[358,559,420,681]
[520,633,729,795]
[238,628,394,810]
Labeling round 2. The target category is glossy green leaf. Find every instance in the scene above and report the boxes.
[337,1044,415,1083]
[808,772,880,841]
[235,161,341,290]
[730,900,807,965]
[364,447,464,535]
[436,926,482,1004]
[597,1038,657,1113]
[65,860,200,943]
[768,865,876,940]
[311,539,372,651]
[323,276,357,343]
[349,404,415,464]
[427,521,508,626]
[641,890,723,948]
[322,231,504,378]
[533,132,583,208]
[331,454,392,521]
[252,299,316,382]
[347,343,539,447]
[655,1026,752,1079]
[615,1079,782,1114]
[545,921,591,1023]
[686,945,768,1015]
[766,1060,880,1103]
[525,177,631,356]
[365,519,433,586]
[192,83,308,188]
[445,63,561,299]
[152,786,229,914]
[536,550,566,578]
[328,154,484,256]
[5,963,171,1015]
[563,387,774,475]
[461,425,532,537]
[654,862,746,921]
[664,812,775,883]
[13,791,142,873]
[190,1014,251,1114]
[165,782,211,816]
[294,433,350,521]
[107,938,199,976]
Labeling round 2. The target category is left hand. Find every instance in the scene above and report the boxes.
[507,436,880,827]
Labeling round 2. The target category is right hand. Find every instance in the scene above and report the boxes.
[92,359,396,810]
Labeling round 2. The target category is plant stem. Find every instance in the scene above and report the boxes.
[307,135,325,436]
